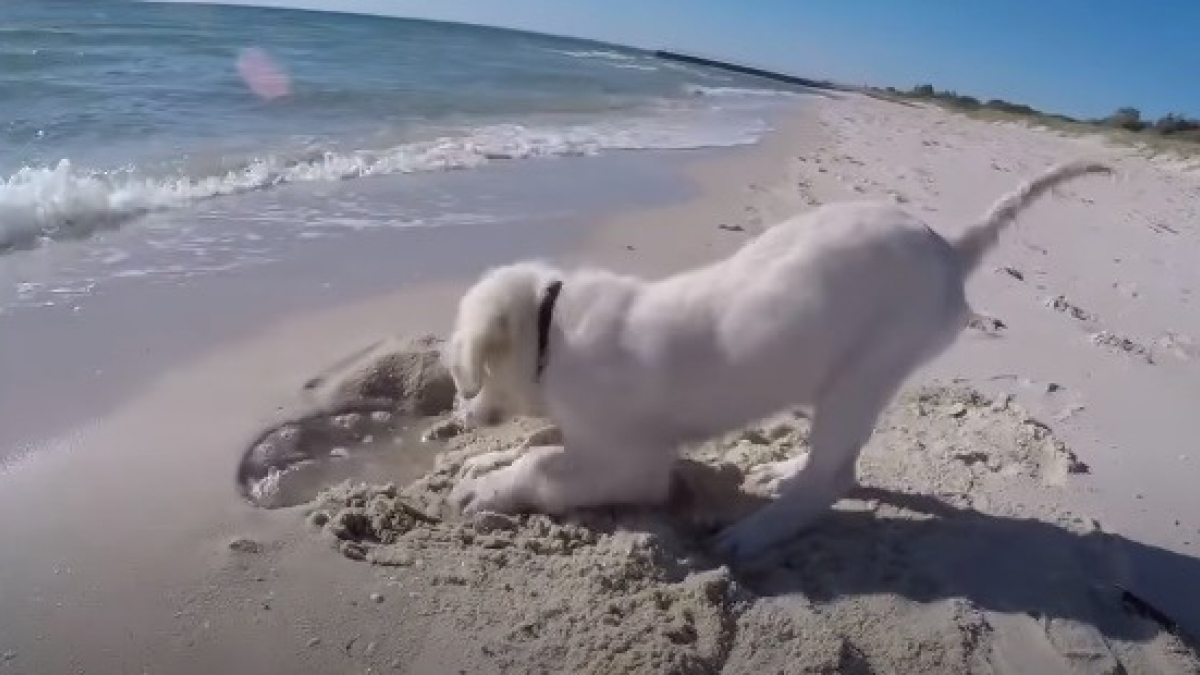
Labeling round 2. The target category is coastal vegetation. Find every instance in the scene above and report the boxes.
[871,83,1200,153]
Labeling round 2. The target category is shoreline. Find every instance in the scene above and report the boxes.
[0,149,701,461]
[2,94,1200,673]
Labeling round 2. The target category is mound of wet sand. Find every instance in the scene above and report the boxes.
[295,358,1198,674]
[300,334,457,416]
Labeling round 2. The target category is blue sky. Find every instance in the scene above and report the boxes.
[184,1,1200,119]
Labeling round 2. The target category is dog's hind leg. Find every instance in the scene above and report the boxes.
[715,356,905,560]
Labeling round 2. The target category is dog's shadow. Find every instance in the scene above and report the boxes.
[648,459,1200,650]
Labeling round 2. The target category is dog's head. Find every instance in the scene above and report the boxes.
[445,261,560,424]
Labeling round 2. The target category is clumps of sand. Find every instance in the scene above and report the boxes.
[307,482,440,561]
[1044,294,1097,323]
[299,364,1196,674]
[1090,330,1156,364]
[308,472,746,672]
[1036,295,1159,364]
[879,384,1091,489]
[997,265,1025,281]
[966,312,1007,335]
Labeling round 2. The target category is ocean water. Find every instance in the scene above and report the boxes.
[0,0,808,312]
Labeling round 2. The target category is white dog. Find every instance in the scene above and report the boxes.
[445,161,1111,559]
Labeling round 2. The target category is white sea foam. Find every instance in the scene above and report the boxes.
[603,62,660,72]
[545,48,638,62]
[0,117,766,251]
[684,84,810,99]
[542,48,660,72]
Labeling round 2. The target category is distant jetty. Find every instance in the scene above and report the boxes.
[653,50,843,91]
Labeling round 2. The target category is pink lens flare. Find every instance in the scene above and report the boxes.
[236,47,291,101]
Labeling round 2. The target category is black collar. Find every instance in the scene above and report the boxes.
[535,280,563,380]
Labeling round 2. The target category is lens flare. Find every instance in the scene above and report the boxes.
[236,47,290,101]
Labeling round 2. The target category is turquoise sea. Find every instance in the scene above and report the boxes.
[0,0,807,311]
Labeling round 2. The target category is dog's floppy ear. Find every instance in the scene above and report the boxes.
[448,310,511,400]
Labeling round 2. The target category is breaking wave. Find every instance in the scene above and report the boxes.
[0,117,766,252]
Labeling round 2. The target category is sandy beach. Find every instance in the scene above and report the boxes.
[3,93,1200,674]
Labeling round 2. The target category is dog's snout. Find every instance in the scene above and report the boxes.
[455,393,506,429]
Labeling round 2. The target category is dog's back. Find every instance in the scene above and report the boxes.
[585,161,1112,443]
[553,201,969,443]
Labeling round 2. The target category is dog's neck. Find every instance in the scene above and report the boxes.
[535,279,563,380]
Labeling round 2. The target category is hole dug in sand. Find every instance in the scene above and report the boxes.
[302,382,1197,674]
[235,334,463,509]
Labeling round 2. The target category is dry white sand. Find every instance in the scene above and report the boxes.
[2,95,1200,674]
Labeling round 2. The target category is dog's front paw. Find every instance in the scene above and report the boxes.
[449,467,524,516]
[458,448,525,480]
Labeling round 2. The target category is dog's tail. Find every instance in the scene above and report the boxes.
[952,160,1113,275]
